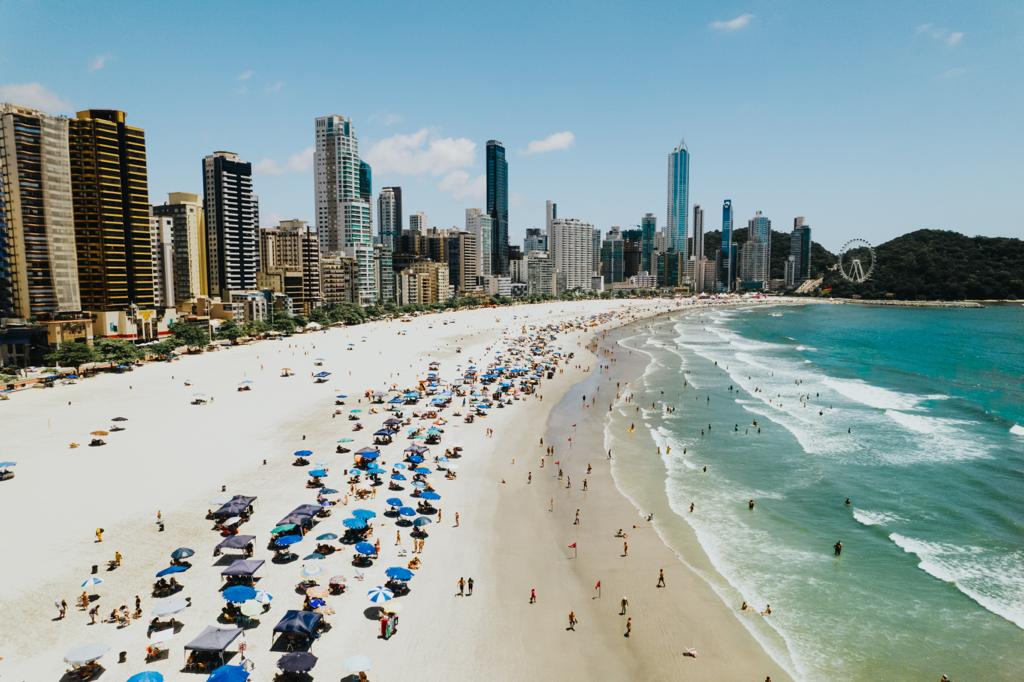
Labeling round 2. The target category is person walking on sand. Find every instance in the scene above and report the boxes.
[568,611,578,631]
[454,512,460,527]
[625,617,632,637]
[656,569,666,588]
[574,509,580,526]
[528,471,532,484]
[395,530,401,546]
[620,597,628,615]
[467,577,474,595]
[623,541,628,557]
[458,577,465,596]
[530,588,536,604]
[95,528,103,543]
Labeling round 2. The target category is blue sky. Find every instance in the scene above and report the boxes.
[2,0,1021,251]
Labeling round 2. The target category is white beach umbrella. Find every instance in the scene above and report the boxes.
[151,595,188,618]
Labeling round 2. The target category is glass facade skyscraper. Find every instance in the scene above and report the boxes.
[666,140,690,260]
[640,213,656,273]
[486,140,508,276]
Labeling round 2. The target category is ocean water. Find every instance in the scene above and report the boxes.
[605,303,1024,681]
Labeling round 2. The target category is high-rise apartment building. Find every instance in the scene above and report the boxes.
[524,227,547,254]
[545,200,557,239]
[486,140,508,275]
[149,211,174,309]
[691,204,705,292]
[153,192,207,303]
[373,243,395,305]
[591,228,602,275]
[314,115,375,305]
[741,210,772,286]
[718,199,735,291]
[69,109,155,313]
[202,151,259,296]
[666,140,690,258]
[789,217,812,285]
[445,231,479,294]
[549,218,594,292]
[359,160,372,202]
[640,213,656,274]
[601,227,624,284]
[409,211,427,234]
[465,208,492,278]
[259,219,321,313]
[0,103,81,320]
[377,187,402,252]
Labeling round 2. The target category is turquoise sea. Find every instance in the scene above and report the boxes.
[606,303,1024,680]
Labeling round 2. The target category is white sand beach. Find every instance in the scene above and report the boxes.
[0,299,787,681]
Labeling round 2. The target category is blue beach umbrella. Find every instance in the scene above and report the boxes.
[337,437,353,443]
[336,394,348,399]
[411,481,427,489]
[385,498,403,507]
[316,533,338,541]
[0,461,17,468]
[393,462,407,469]
[408,455,424,464]
[413,517,432,527]
[319,488,339,495]
[343,518,368,530]
[420,490,441,501]
[127,673,164,682]
[398,507,416,517]
[385,566,414,581]
[294,450,313,457]
[155,565,188,577]
[254,589,273,604]
[390,473,406,481]
[347,468,362,476]
[413,467,431,475]
[274,535,303,547]
[351,509,376,519]
[207,665,249,682]
[81,577,104,588]
[303,552,326,561]
[354,542,376,555]
[308,468,328,478]
[367,586,394,603]
[222,585,257,602]
[170,547,195,560]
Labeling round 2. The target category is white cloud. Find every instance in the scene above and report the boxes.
[522,131,575,155]
[364,129,476,176]
[437,170,485,201]
[916,23,964,47]
[710,13,754,32]
[253,145,314,175]
[238,69,255,81]
[88,54,112,72]
[0,83,70,113]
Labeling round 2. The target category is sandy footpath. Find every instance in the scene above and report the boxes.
[0,298,785,681]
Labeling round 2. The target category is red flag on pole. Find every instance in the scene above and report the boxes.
[594,580,601,589]
[568,542,577,548]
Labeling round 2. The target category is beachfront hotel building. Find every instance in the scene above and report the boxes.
[314,114,376,305]
[68,110,155,314]
[320,254,357,306]
[789,217,812,285]
[445,230,480,294]
[202,151,259,298]
[601,227,624,284]
[258,219,322,314]
[549,218,595,293]
[153,192,207,303]
[377,186,402,253]
[398,260,452,305]
[148,211,174,309]
[718,198,736,292]
[465,208,492,278]
[666,139,690,260]
[486,140,509,276]
[640,212,656,274]
[0,103,81,321]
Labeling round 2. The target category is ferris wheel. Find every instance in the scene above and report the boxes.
[838,239,876,283]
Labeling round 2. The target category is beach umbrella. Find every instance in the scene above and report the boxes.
[127,672,163,682]
[328,575,346,586]
[207,665,249,682]
[366,464,386,474]
[352,509,376,519]
[316,532,338,541]
[408,455,424,464]
[414,467,431,475]
[274,534,303,548]
[385,566,414,581]
[294,450,313,457]
[420,490,441,501]
[150,595,188,617]
[170,547,194,560]
[344,655,372,674]
[343,518,368,530]
[337,437,353,443]
[307,468,328,478]
[393,462,407,469]
[271,523,298,535]
[437,456,449,463]
[354,542,376,555]
[278,652,318,674]
[391,473,407,481]
[367,586,394,603]
[155,564,188,577]
[63,643,109,665]
[347,468,363,476]
[309,597,327,610]
[411,480,427,489]
[319,488,340,495]
[385,497,403,507]
[222,585,257,603]
[398,507,416,517]
[81,577,104,589]
[301,564,323,578]
[239,600,263,618]
[254,589,273,604]
[357,452,379,460]
[350,408,362,413]
[336,395,348,400]
[303,552,326,561]
[305,586,329,598]
[413,517,432,527]
[0,461,16,468]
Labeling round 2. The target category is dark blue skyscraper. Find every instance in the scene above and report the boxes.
[486,140,509,275]
[640,213,656,273]
[666,140,690,259]
[719,199,735,291]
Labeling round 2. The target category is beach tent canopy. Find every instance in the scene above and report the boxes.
[215,535,255,551]
[273,610,322,636]
[184,626,243,652]
[220,559,264,577]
